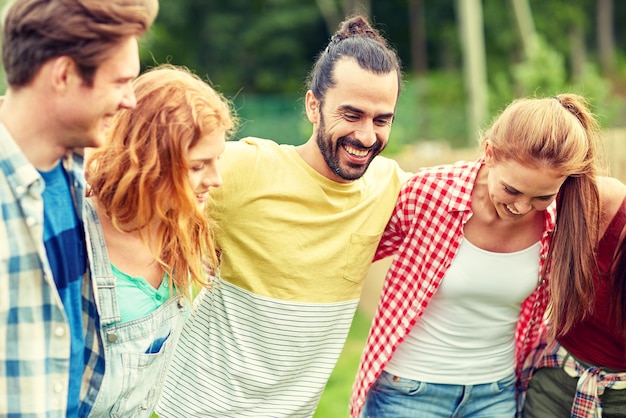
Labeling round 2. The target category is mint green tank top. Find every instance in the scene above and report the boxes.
[110,264,171,323]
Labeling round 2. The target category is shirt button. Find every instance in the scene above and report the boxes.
[107,333,117,343]
[53,381,64,393]
[15,185,25,195]
[25,216,37,227]
[54,326,66,338]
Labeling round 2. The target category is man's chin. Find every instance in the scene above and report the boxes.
[337,166,369,181]
[84,132,106,149]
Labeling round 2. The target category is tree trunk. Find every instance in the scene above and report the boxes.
[408,0,428,75]
[511,0,537,58]
[343,0,370,18]
[597,0,615,76]
[316,0,371,35]
[569,23,586,82]
[315,0,342,35]
[456,0,489,145]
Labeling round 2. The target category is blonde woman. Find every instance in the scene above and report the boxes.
[351,94,601,418]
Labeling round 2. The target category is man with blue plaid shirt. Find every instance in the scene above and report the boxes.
[0,1,158,416]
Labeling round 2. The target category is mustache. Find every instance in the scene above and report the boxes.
[337,136,381,153]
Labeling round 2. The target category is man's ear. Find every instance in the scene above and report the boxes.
[305,90,320,124]
[49,56,78,92]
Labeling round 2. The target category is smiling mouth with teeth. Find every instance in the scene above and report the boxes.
[506,204,521,215]
[344,144,369,157]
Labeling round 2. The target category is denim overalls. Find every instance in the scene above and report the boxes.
[83,199,188,418]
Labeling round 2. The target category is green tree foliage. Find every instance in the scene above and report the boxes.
[148,0,327,94]
[485,1,616,127]
[140,0,626,146]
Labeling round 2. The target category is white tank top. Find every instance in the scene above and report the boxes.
[384,237,541,385]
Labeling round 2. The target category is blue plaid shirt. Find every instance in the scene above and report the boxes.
[0,123,103,417]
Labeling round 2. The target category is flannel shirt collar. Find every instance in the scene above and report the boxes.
[446,157,483,215]
[0,122,43,195]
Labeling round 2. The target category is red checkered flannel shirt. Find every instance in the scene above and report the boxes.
[349,159,556,418]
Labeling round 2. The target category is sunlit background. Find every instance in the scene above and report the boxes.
[2,1,623,416]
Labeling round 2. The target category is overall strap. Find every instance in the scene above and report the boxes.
[84,198,121,326]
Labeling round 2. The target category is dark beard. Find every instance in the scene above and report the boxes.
[315,115,382,181]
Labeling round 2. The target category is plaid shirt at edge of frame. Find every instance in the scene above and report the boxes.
[0,128,103,416]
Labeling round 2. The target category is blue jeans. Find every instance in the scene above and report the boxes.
[363,370,516,418]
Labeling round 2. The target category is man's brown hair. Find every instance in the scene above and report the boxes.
[2,0,159,87]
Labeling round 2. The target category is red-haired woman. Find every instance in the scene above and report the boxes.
[83,64,237,417]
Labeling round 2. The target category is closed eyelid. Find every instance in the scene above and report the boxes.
[537,194,556,201]
[117,76,135,84]
[505,185,555,200]
[376,113,395,121]
[338,105,394,120]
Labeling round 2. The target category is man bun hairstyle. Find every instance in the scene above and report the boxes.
[307,15,402,102]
